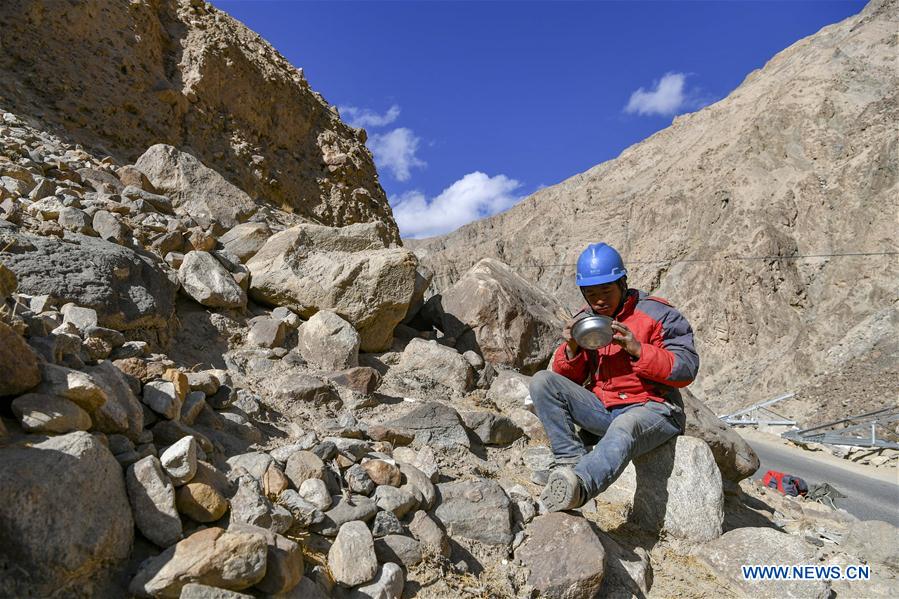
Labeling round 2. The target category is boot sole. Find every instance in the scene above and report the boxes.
[540,468,581,512]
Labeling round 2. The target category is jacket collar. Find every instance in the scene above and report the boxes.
[614,289,638,319]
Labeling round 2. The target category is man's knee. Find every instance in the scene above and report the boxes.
[529,369,562,405]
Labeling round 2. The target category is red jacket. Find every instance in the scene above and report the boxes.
[552,289,699,409]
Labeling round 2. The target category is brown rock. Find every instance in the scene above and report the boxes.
[284,451,326,489]
[162,368,189,403]
[129,527,267,598]
[361,460,402,487]
[327,366,382,395]
[262,463,290,497]
[230,523,304,595]
[11,393,92,433]
[176,482,228,523]
[367,424,415,446]
[0,321,41,396]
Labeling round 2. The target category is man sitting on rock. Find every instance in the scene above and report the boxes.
[531,242,699,512]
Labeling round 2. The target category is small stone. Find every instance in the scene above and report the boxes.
[371,510,404,538]
[11,393,91,433]
[142,380,182,420]
[181,391,207,425]
[178,583,253,599]
[160,436,198,486]
[60,303,99,332]
[408,510,450,558]
[374,535,423,567]
[350,563,404,599]
[327,366,382,395]
[329,521,378,587]
[345,464,376,495]
[176,479,229,523]
[285,450,326,489]
[262,463,290,497]
[299,478,332,511]
[226,451,274,483]
[57,207,94,235]
[187,371,221,396]
[93,209,128,244]
[362,459,402,487]
[230,523,304,595]
[461,410,523,445]
[178,250,246,308]
[126,456,182,547]
[34,363,106,412]
[271,306,300,328]
[313,494,378,537]
[247,317,286,349]
[435,479,513,547]
[398,462,436,510]
[277,490,325,528]
[374,485,418,519]
[392,446,439,482]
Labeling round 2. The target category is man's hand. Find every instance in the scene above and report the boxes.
[562,315,581,359]
[611,321,641,359]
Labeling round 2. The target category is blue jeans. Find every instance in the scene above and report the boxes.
[529,370,683,498]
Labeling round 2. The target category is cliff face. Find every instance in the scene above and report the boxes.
[410,0,899,412]
[0,0,399,241]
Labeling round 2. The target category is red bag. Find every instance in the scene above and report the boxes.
[763,470,808,497]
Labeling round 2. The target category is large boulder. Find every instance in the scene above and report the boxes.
[682,389,759,482]
[517,512,607,599]
[179,251,247,309]
[630,436,724,542]
[434,479,513,547]
[0,432,133,597]
[385,338,474,398]
[247,222,417,351]
[697,528,830,599]
[135,144,257,229]
[129,527,268,598]
[219,222,271,262]
[439,258,568,373]
[0,231,177,338]
[297,310,360,370]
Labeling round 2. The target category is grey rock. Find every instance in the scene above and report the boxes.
[181,391,207,425]
[371,510,404,538]
[516,512,607,599]
[60,303,98,331]
[683,389,760,482]
[345,464,376,495]
[270,436,319,465]
[126,455,182,547]
[630,436,724,542]
[135,144,257,229]
[57,206,94,235]
[247,317,286,348]
[698,528,829,599]
[398,462,436,510]
[374,485,418,519]
[160,435,198,485]
[435,479,513,547]
[278,489,325,528]
[187,371,221,396]
[299,478,332,511]
[92,209,128,244]
[179,250,246,309]
[349,563,404,599]
[297,310,360,370]
[247,222,415,352]
[85,360,144,441]
[35,363,107,412]
[229,523,304,595]
[391,446,439,482]
[0,432,133,597]
[83,325,125,348]
[382,401,469,450]
[313,494,378,537]
[219,221,271,262]
[840,520,899,569]
[408,510,450,558]
[272,305,301,328]
[374,535,423,567]
[230,474,293,535]
[461,410,524,445]
[284,450,326,489]
[142,380,182,420]
[226,451,274,483]
[329,521,378,587]
[0,230,177,334]
[11,393,91,433]
[179,584,253,599]
[385,338,474,398]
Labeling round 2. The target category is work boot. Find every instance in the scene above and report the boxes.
[539,466,586,512]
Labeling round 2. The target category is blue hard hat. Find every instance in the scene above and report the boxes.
[576,243,627,286]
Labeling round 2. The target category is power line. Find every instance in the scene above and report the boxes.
[499,250,899,268]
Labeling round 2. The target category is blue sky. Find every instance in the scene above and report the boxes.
[212,0,866,238]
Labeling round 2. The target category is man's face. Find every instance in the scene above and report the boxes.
[581,282,623,317]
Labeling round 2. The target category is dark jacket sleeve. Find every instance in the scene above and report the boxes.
[632,305,699,387]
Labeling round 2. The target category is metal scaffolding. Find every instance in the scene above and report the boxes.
[719,392,797,427]
[782,405,899,449]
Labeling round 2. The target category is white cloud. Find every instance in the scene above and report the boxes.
[624,72,689,116]
[338,104,401,128]
[391,172,523,239]
[368,127,426,182]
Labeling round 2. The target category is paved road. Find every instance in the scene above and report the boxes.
[748,439,899,526]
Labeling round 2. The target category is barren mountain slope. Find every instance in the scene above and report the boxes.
[410,0,899,414]
[0,0,398,240]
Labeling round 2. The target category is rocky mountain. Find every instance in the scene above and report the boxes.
[1,1,897,598]
[410,0,899,417]
[0,0,398,241]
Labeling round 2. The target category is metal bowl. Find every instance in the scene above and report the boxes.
[571,313,614,349]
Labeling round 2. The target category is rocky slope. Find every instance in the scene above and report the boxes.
[410,0,899,416]
[0,0,398,241]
